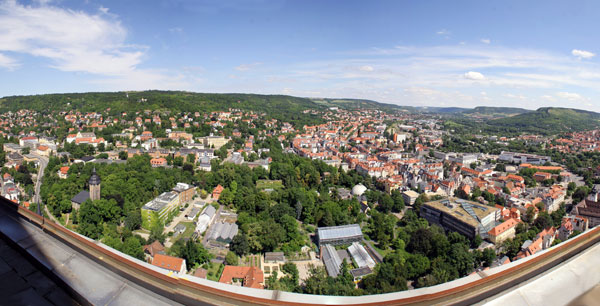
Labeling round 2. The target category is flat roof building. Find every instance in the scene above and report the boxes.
[420,198,500,239]
[317,224,363,247]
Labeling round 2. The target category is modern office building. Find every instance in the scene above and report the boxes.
[420,198,500,239]
[141,191,180,229]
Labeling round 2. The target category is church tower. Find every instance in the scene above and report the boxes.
[89,167,101,201]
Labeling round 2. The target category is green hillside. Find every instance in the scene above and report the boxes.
[0,91,326,126]
[311,98,416,112]
[462,106,531,115]
[488,107,600,134]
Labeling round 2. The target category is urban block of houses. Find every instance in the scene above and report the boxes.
[515,227,557,260]
[558,215,589,240]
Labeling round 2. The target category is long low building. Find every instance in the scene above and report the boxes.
[321,244,342,277]
[347,242,375,269]
[317,224,363,247]
[209,221,238,243]
[420,198,500,239]
[195,205,217,234]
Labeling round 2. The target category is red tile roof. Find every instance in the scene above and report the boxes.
[151,254,184,273]
[219,266,264,289]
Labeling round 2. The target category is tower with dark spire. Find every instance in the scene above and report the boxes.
[89,167,101,201]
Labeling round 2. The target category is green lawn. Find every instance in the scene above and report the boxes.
[256,179,284,190]
[207,263,224,281]
[172,222,196,243]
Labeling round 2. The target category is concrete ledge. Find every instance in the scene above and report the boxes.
[2,197,600,305]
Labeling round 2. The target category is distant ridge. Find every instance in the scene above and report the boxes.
[488,107,600,134]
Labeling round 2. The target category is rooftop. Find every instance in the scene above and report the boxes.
[317,224,363,242]
[425,198,500,228]
[151,254,185,273]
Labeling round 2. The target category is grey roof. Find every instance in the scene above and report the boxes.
[142,191,178,212]
[79,156,95,162]
[210,222,238,241]
[71,190,90,204]
[202,205,216,218]
[348,242,375,269]
[322,244,342,277]
[7,152,23,160]
[174,223,186,232]
[89,168,101,185]
[172,182,193,193]
[264,252,285,262]
[317,224,363,242]
[188,208,200,218]
[350,267,373,278]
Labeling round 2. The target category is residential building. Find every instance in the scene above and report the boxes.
[172,182,195,205]
[151,254,187,275]
[143,240,165,258]
[150,157,167,167]
[402,190,419,206]
[558,216,589,240]
[573,199,600,227]
[195,205,217,234]
[57,166,69,179]
[487,218,519,244]
[212,184,224,200]
[219,266,264,289]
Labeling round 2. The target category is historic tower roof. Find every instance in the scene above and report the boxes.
[89,167,101,186]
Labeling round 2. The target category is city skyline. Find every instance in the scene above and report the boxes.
[1,0,600,111]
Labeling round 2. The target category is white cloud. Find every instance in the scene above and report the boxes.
[0,1,144,75]
[359,65,374,72]
[0,53,18,70]
[235,62,262,71]
[464,71,485,80]
[556,91,583,100]
[480,38,491,44]
[572,49,595,59]
[436,29,450,35]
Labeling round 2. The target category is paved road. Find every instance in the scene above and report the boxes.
[31,154,48,205]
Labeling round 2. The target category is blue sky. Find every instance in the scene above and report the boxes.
[1,0,600,111]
